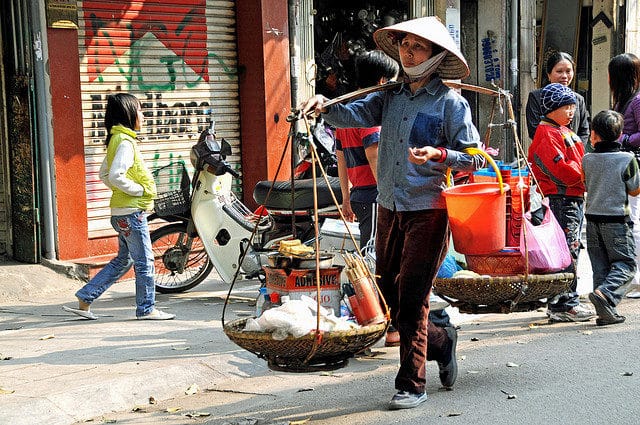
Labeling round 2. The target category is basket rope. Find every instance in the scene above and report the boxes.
[445,85,537,276]
[300,114,391,319]
[298,114,390,365]
[439,83,575,311]
[220,121,294,329]
[221,112,390,371]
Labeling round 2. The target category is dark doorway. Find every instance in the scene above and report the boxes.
[312,0,409,97]
[1,0,40,263]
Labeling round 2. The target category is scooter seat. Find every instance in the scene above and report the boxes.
[253,177,343,210]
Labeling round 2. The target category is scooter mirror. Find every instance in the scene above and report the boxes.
[205,134,221,153]
[219,138,233,157]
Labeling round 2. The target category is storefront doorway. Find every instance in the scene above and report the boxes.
[312,0,409,98]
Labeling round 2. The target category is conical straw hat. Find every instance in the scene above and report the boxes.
[373,16,470,80]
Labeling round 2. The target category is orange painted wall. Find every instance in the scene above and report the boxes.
[47,28,90,260]
[237,0,292,210]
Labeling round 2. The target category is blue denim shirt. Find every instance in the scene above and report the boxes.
[324,78,482,211]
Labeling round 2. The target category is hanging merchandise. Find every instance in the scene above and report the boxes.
[442,147,509,256]
[433,82,574,314]
[519,198,572,274]
[313,1,409,97]
[222,106,392,373]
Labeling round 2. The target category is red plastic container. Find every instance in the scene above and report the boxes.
[470,171,530,247]
[350,276,385,325]
[442,182,509,255]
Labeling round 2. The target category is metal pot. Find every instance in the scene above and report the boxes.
[266,252,292,268]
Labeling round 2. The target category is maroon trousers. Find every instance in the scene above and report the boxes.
[376,206,450,393]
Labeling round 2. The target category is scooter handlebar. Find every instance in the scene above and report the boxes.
[202,153,239,178]
[191,137,239,178]
[223,162,240,178]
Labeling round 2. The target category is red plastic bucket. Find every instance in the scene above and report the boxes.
[442,182,509,255]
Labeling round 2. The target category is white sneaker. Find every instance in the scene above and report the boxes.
[137,309,175,320]
[626,290,640,299]
[62,305,97,320]
[388,391,428,410]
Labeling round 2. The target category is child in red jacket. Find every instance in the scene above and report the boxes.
[527,83,595,323]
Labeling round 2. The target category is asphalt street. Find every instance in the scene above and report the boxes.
[0,255,639,425]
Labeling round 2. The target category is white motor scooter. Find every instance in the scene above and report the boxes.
[148,122,342,293]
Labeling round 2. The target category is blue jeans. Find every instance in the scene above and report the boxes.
[547,196,583,312]
[76,211,155,317]
[428,308,452,327]
[586,220,636,306]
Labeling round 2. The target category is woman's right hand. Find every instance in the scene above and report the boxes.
[408,146,441,164]
[300,94,330,117]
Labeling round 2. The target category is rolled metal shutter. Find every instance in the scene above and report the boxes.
[0,145,8,256]
[77,0,240,237]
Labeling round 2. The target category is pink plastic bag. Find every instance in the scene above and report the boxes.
[519,198,572,273]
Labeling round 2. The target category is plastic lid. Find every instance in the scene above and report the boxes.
[511,169,529,176]
[473,168,497,176]
[259,287,267,294]
[474,168,529,177]
[269,292,280,303]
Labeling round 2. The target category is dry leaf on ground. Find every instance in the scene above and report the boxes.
[185,383,199,395]
[183,411,211,418]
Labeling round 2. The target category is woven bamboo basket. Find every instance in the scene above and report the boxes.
[220,114,392,372]
[465,250,525,275]
[224,318,387,372]
[434,272,573,314]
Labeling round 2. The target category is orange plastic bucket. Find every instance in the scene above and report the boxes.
[442,182,509,255]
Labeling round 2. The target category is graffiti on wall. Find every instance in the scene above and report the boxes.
[80,0,238,144]
[82,0,209,83]
[79,1,242,229]
[86,92,212,144]
[481,31,501,82]
[79,1,238,159]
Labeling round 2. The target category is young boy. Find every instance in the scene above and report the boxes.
[335,50,398,248]
[527,83,595,322]
[583,110,640,325]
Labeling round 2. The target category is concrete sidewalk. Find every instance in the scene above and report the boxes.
[0,262,273,425]
[0,260,475,424]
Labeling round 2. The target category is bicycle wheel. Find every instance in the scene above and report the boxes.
[150,223,213,293]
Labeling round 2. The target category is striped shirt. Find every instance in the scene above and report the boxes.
[335,126,378,203]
